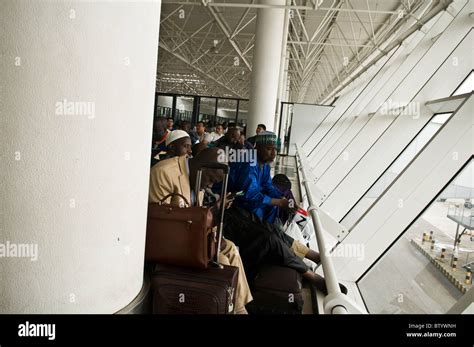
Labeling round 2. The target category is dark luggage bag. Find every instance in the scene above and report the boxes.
[246,265,304,314]
[150,162,237,314]
[152,263,238,314]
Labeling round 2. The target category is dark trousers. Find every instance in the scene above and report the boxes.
[223,207,309,280]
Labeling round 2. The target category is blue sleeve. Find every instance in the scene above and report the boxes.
[261,165,283,199]
[234,164,275,206]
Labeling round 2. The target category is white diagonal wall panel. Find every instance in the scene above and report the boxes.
[314,2,470,197]
[331,95,473,281]
[308,10,451,177]
[305,24,434,167]
[322,28,473,221]
[301,58,386,154]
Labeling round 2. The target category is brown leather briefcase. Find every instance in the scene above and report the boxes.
[145,162,229,269]
[145,193,217,269]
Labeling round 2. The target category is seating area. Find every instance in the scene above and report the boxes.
[1,0,472,325]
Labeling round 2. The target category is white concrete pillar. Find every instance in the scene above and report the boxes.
[0,1,161,313]
[248,0,286,133]
[275,50,290,133]
[274,1,290,132]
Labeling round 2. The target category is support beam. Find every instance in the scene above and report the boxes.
[287,40,373,48]
[163,1,400,14]
[247,0,286,133]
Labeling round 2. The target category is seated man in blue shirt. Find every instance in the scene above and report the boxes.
[229,131,292,223]
[222,131,347,295]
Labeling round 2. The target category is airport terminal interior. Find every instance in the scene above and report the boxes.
[1,0,473,316]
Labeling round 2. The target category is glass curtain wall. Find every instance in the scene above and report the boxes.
[358,159,473,314]
[341,113,455,230]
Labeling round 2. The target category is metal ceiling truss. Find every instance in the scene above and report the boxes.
[157,2,257,97]
[291,0,430,103]
[157,0,446,103]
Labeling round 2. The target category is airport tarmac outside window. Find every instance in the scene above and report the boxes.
[358,159,473,314]
[341,113,454,230]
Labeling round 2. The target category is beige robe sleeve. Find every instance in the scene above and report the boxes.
[149,166,174,203]
[149,156,191,207]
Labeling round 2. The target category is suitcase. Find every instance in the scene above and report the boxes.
[145,162,229,269]
[152,263,238,314]
[246,265,304,314]
[151,162,238,314]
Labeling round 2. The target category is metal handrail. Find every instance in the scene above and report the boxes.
[296,144,348,314]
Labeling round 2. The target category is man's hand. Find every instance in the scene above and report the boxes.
[272,198,298,212]
[223,192,234,209]
[216,192,234,210]
[288,199,299,213]
[278,198,290,209]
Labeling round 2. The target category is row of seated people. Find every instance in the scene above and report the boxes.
[164,117,226,144]
[148,128,347,314]
[163,116,259,145]
[151,116,269,167]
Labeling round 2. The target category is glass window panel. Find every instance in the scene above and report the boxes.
[156,95,173,118]
[278,103,293,156]
[199,97,216,123]
[217,99,238,125]
[237,100,248,132]
[342,113,454,230]
[452,70,474,96]
[358,159,473,314]
[175,96,194,122]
